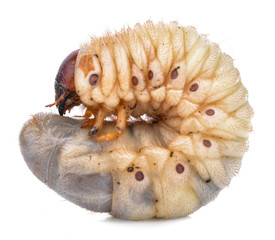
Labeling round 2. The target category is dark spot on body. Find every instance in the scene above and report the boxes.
[135,171,144,181]
[205,109,215,116]
[190,83,199,92]
[148,70,154,80]
[170,152,174,157]
[155,200,158,203]
[205,179,211,183]
[127,167,134,172]
[176,163,184,174]
[94,54,98,58]
[132,76,138,86]
[117,182,120,185]
[135,166,140,169]
[187,159,191,162]
[203,139,212,147]
[171,67,180,79]
[89,74,99,86]
[116,126,122,131]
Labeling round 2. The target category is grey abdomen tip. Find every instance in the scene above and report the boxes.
[19,113,112,213]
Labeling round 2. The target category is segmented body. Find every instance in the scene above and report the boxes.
[72,21,253,218]
[75,21,252,140]
[20,21,253,220]
[75,21,251,119]
[20,113,252,220]
[75,22,252,186]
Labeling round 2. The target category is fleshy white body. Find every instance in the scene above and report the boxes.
[21,114,222,220]
[20,21,252,220]
[75,21,251,118]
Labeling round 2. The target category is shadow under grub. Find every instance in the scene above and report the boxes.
[103,215,192,224]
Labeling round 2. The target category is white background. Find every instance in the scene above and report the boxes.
[1,0,274,239]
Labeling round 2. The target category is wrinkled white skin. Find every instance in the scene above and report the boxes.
[18,21,255,220]
[20,22,253,220]
[20,113,229,220]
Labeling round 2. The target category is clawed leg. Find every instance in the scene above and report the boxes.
[88,108,105,136]
[80,109,94,128]
[96,104,128,142]
[73,109,95,128]
[74,108,93,119]
[81,118,95,128]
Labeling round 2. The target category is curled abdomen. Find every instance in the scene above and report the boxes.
[20,113,247,220]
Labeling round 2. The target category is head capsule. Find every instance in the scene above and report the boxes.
[46,49,81,115]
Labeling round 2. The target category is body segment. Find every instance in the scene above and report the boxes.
[20,114,222,220]
[72,21,251,144]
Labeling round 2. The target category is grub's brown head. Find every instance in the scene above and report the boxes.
[47,50,81,115]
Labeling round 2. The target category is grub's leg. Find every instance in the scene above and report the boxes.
[81,118,95,128]
[74,108,93,118]
[96,104,128,142]
[78,109,95,128]
[89,108,105,136]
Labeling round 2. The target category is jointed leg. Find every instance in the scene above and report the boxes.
[81,118,95,128]
[74,108,93,119]
[89,108,105,136]
[83,109,93,119]
[73,108,95,128]
[78,109,95,128]
[96,104,128,142]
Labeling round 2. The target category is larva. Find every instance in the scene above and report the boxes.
[20,21,253,220]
